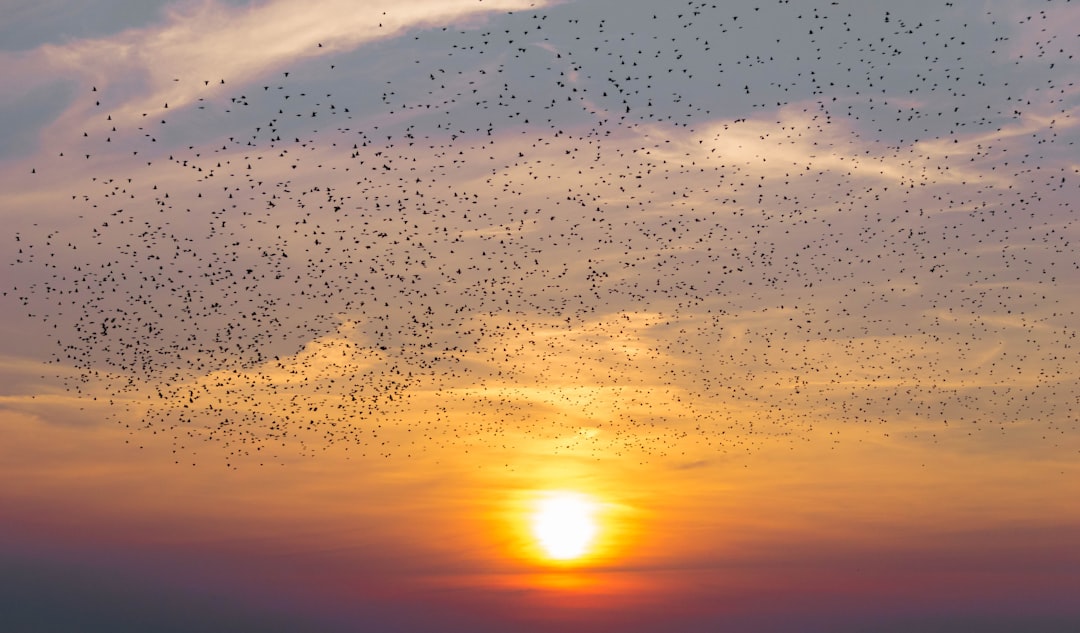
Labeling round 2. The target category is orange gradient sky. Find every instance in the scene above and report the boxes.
[2,1,1080,631]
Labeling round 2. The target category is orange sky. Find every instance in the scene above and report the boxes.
[2,397,1078,630]
[2,0,1080,631]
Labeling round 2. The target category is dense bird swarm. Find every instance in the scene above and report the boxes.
[9,0,1079,467]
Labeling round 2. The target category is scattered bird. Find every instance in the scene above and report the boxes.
[9,0,1078,468]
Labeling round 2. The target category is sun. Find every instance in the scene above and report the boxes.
[531,491,598,561]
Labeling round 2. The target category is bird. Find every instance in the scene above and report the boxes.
[9,0,1078,468]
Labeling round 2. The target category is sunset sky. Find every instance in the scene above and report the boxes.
[2,1,1079,631]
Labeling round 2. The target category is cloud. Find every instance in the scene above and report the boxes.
[13,0,553,146]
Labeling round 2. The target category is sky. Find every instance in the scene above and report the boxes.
[1,0,1079,631]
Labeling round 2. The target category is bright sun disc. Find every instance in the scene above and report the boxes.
[532,492,598,561]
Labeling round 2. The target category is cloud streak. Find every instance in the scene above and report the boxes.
[15,0,553,145]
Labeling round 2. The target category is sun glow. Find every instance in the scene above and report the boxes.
[531,491,599,561]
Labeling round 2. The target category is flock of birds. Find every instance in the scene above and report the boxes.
[9,0,1078,467]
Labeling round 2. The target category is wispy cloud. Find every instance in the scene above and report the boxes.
[16,0,553,141]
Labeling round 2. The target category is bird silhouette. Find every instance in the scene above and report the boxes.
[8,0,1078,468]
